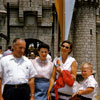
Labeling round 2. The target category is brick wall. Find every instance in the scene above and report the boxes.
[96,27,100,87]
[73,5,97,71]
[6,0,58,58]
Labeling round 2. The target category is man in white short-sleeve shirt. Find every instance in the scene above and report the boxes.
[0,38,37,100]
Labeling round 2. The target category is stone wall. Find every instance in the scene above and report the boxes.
[2,0,58,57]
[96,26,100,87]
[73,4,97,71]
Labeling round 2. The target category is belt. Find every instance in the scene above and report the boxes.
[58,92,71,97]
[5,83,28,88]
[35,78,49,82]
[77,95,92,100]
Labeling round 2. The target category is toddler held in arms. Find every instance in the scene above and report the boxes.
[72,62,98,100]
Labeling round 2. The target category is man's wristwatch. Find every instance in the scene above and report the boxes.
[30,93,34,97]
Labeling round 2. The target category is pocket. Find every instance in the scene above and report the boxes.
[19,65,29,78]
[3,85,14,100]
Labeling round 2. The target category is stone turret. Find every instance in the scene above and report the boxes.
[73,0,99,71]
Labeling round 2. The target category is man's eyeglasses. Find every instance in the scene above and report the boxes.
[61,45,70,49]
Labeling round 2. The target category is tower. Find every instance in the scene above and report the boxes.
[73,0,99,82]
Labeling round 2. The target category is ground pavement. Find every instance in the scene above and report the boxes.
[93,94,100,100]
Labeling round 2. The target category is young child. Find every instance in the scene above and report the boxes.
[72,62,98,100]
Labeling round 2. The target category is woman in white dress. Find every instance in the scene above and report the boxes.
[47,40,78,100]
[31,43,53,100]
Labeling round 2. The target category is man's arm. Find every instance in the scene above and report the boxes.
[28,78,35,100]
[0,78,4,100]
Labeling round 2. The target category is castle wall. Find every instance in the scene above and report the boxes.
[1,0,58,57]
[73,5,97,71]
[96,26,100,87]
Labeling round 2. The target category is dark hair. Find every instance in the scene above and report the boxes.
[0,46,2,49]
[8,46,12,49]
[38,43,49,51]
[61,40,73,54]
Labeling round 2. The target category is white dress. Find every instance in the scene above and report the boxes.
[31,58,53,100]
[53,55,79,100]
[31,58,53,79]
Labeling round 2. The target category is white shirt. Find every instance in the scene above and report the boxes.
[53,56,75,71]
[0,55,37,85]
[53,55,78,95]
[31,58,53,79]
[0,54,3,59]
[46,54,52,61]
[79,75,98,99]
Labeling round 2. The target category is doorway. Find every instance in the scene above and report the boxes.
[25,38,44,57]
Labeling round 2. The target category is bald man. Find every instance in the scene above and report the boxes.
[0,38,37,100]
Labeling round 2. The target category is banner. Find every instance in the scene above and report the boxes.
[65,0,75,40]
[54,0,63,41]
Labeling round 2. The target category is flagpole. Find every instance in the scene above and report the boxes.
[54,0,64,56]
[51,3,55,59]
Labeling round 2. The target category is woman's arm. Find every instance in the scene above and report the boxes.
[0,78,4,100]
[71,61,77,80]
[47,66,56,100]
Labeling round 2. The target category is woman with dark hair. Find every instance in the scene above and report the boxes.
[47,40,78,100]
[31,43,53,100]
